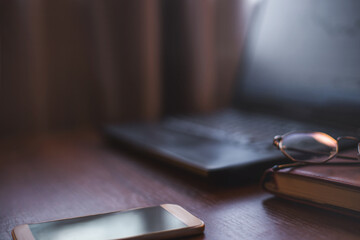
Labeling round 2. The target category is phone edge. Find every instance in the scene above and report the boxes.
[161,204,205,228]
[12,224,35,240]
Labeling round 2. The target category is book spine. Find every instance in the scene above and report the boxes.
[260,168,276,192]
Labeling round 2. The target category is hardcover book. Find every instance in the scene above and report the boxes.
[261,159,360,217]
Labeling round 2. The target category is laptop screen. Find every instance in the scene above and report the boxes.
[236,0,360,127]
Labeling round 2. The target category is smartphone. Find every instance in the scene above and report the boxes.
[12,204,204,240]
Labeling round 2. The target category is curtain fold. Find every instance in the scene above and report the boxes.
[162,0,244,114]
[91,0,162,123]
[162,0,217,114]
[0,0,246,136]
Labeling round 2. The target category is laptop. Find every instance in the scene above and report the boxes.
[104,0,360,182]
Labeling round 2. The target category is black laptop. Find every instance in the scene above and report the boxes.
[104,0,360,181]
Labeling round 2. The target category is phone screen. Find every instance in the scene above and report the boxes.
[28,206,187,240]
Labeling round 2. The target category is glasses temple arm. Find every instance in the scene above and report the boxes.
[336,154,359,161]
[284,147,359,161]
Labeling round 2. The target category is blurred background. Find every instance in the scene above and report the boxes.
[0,0,255,136]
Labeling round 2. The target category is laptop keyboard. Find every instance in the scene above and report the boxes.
[163,109,327,153]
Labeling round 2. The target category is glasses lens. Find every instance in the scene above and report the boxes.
[281,132,337,163]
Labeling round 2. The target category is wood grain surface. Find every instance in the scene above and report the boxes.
[1,130,360,240]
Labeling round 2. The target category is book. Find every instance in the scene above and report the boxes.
[261,161,360,217]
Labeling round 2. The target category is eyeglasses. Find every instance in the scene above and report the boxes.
[273,131,360,169]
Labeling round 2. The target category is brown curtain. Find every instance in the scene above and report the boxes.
[0,0,247,136]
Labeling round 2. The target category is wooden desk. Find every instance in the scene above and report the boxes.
[1,130,359,240]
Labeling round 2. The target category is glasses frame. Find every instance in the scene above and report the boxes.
[273,131,360,169]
